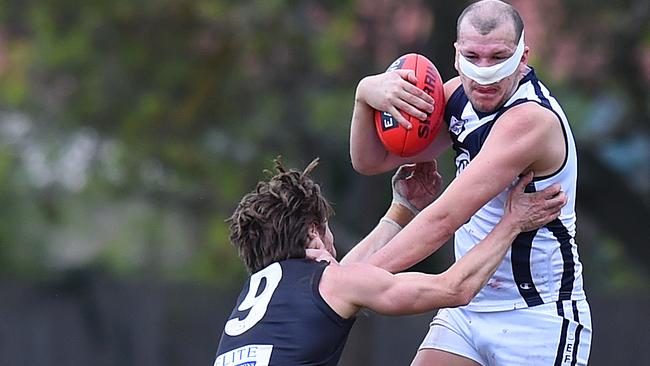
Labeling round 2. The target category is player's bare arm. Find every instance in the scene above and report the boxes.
[305,161,441,264]
[341,161,442,264]
[367,101,565,272]
[319,172,566,319]
[349,74,460,175]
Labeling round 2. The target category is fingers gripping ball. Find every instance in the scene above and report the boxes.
[374,53,445,157]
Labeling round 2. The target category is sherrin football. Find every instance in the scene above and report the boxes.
[374,53,445,157]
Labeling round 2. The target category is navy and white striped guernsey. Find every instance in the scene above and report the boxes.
[445,67,586,311]
[214,259,355,366]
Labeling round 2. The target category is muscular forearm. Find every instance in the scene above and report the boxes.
[378,219,517,312]
[368,227,453,272]
[366,203,456,273]
[341,219,400,264]
[341,204,415,264]
[441,218,520,303]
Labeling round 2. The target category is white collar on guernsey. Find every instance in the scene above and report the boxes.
[458,30,525,85]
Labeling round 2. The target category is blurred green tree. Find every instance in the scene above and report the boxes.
[0,0,646,290]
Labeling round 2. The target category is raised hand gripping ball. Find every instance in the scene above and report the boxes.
[374,53,445,157]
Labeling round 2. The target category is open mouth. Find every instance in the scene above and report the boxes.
[473,86,498,97]
[475,86,497,93]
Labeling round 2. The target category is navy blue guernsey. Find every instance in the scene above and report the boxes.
[214,259,355,366]
[443,67,586,311]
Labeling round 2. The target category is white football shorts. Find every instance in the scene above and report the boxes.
[419,299,592,366]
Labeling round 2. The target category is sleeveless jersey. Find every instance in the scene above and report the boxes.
[445,67,586,311]
[214,259,355,366]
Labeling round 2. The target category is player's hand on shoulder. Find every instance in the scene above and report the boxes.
[392,160,443,213]
[306,248,338,264]
[357,70,434,128]
[504,171,568,232]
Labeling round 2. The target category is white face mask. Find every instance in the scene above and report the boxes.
[458,30,525,85]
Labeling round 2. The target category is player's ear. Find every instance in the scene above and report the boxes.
[518,46,530,74]
[306,224,324,250]
[453,42,460,71]
[307,223,319,240]
[307,223,325,249]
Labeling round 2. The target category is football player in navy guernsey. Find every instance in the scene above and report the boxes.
[349,0,591,365]
[214,157,566,366]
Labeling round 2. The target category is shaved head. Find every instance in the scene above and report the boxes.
[457,0,524,42]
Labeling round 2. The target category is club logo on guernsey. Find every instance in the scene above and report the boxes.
[214,344,273,366]
[450,116,466,136]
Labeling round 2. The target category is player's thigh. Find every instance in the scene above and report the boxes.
[480,300,592,366]
[416,308,485,365]
[411,349,481,366]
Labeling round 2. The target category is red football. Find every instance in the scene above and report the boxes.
[374,53,445,157]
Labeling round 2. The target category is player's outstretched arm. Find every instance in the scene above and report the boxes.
[365,102,561,273]
[438,172,566,303]
[341,161,442,264]
[350,71,452,175]
[320,173,567,318]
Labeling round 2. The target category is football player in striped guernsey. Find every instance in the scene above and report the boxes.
[349,1,591,365]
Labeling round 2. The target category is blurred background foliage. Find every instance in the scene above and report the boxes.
[0,0,647,294]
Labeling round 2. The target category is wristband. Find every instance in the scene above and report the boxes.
[385,202,416,228]
[391,196,420,215]
[380,217,403,231]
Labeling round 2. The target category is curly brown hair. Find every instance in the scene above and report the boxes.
[227,157,334,273]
